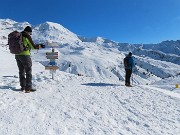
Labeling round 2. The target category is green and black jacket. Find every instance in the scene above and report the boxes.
[16,31,39,55]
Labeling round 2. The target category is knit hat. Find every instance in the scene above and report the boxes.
[129,52,132,56]
[24,26,32,32]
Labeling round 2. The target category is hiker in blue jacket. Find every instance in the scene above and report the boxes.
[124,52,135,86]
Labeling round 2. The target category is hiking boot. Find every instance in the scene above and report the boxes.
[21,87,25,91]
[126,84,132,87]
[25,88,36,93]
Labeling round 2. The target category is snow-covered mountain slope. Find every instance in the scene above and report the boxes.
[32,36,180,85]
[0,18,180,85]
[133,48,180,65]
[115,40,180,56]
[0,19,31,44]
[0,19,82,46]
[0,44,180,135]
[117,43,180,65]
[32,43,164,85]
[78,36,116,44]
[143,40,180,56]
[33,22,82,45]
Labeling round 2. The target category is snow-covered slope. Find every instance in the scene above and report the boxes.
[0,19,81,46]
[116,40,180,56]
[78,36,116,44]
[133,48,180,65]
[143,40,180,56]
[33,22,82,45]
[0,44,180,135]
[0,19,31,44]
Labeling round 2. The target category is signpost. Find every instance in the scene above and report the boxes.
[45,48,59,80]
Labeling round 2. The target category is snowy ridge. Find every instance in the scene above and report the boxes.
[133,55,180,78]
[33,22,81,45]
[0,19,81,46]
[78,36,116,44]
[0,19,31,44]
[133,48,180,65]
[143,40,180,56]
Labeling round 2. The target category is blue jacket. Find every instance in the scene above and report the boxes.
[124,55,135,70]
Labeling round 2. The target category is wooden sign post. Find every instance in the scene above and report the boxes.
[45,48,59,79]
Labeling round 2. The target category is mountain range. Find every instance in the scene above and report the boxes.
[0,18,180,85]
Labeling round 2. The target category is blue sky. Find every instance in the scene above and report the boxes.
[1,0,180,44]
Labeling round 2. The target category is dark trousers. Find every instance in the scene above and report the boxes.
[125,69,132,85]
[15,55,32,89]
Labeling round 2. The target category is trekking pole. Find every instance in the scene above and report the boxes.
[132,73,133,86]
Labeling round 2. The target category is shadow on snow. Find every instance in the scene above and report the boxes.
[81,83,121,87]
[0,86,22,92]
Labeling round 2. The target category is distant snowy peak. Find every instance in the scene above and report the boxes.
[34,21,67,32]
[0,19,16,28]
[0,19,30,30]
[117,39,180,56]
[143,40,180,55]
[0,19,31,44]
[78,36,116,44]
[0,19,82,45]
[33,21,81,45]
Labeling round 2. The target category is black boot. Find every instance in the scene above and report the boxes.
[25,88,36,93]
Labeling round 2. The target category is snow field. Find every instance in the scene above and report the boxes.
[0,67,180,134]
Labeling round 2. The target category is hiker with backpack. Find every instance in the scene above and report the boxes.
[124,52,135,87]
[8,26,45,93]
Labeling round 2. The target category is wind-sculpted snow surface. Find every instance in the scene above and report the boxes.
[0,69,180,135]
[0,45,180,135]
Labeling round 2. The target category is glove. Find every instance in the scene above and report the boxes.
[39,44,45,48]
[35,44,45,49]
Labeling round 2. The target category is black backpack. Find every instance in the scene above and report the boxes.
[124,56,130,68]
[8,31,25,54]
